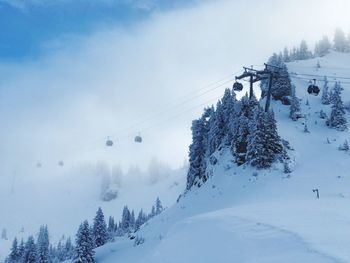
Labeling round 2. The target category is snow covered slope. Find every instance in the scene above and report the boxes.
[0,163,186,261]
[94,51,350,263]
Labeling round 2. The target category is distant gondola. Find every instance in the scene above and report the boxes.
[134,135,142,143]
[58,161,64,166]
[106,137,114,147]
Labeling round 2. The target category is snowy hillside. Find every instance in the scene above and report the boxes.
[92,51,350,263]
[0,162,186,262]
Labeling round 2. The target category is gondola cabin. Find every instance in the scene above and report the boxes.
[307,84,320,96]
[106,137,114,147]
[134,135,142,143]
[307,79,320,96]
[233,81,243,91]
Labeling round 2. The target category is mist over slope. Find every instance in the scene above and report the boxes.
[0,160,186,261]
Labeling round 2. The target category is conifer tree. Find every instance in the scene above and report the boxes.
[65,237,74,260]
[150,206,156,218]
[231,94,254,164]
[315,36,331,57]
[246,106,271,168]
[135,210,147,231]
[107,216,115,234]
[130,210,135,231]
[282,47,290,62]
[92,207,108,247]
[186,108,212,189]
[155,197,163,215]
[107,216,115,240]
[73,221,95,263]
[208,102,225,153]
[247,107,284,169]
[327,82,347,131]
[23,236,37,263]
[121,206,131,233]
[260,54,292,100]
[18,239,25,261]
[8,238,19,263]
[334,28,349,52]
[55,241,65,262]
[298,40,312,60]
[220,88,238,146]
[37,225,50,263]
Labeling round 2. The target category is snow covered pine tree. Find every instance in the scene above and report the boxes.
[327,82,347,131]
[73,220,95,263]
[37,225,50,263]
[92,207,108,248]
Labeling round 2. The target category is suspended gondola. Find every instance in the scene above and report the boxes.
[134,133,142,143]
[58,161,64,166]
[232,81,243,91]
[106,136,114,147]
[307,79,320,96]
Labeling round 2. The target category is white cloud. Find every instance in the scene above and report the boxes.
[0,0,350,176]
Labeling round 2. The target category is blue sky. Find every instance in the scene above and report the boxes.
[0,0,196,61]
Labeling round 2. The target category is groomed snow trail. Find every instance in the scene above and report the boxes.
[147,210,343,263]
[96,208,344,263]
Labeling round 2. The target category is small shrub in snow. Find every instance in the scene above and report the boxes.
[209,156,217,165]
[319,110,327,119]
[344,101,350,111]
[133,236,145,247]
[316,60,321,69]
[338,140,350,151]
[303,124,310,133]
[283,162,292,174]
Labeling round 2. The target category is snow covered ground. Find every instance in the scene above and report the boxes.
[0,162,186,262]
[93,51,350,262]
[2,51,350,263]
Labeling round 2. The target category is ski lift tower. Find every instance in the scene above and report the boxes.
[235,63,286,112]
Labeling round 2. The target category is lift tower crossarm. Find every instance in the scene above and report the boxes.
[234,63,287,112]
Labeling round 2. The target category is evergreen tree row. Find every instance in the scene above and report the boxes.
[279,28,350,63]
[5,198,164,263]
[186,87,287,190]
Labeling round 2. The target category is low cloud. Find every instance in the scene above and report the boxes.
[0,0,349,177]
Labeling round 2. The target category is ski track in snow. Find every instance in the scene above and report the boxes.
[191,210,345,263]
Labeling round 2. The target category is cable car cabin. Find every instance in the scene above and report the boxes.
[233,81,243,91]
[106,138,114,147]
[58,161,64,166]
[307,85,320,96]
[36,162,42,168]
[134,135,142,143]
